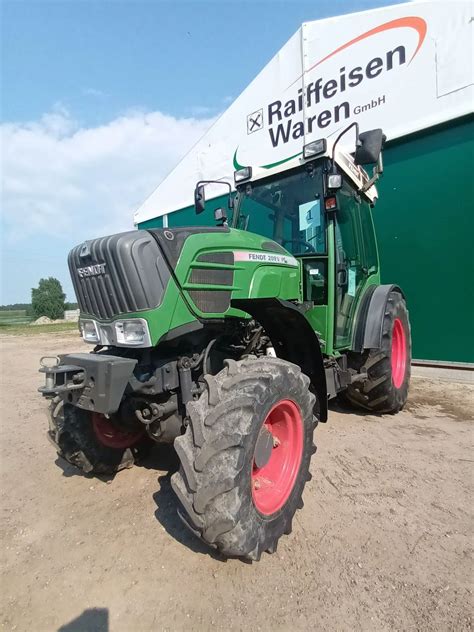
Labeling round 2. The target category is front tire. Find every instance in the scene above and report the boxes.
[48,398,149,475]
[171,356,318,560]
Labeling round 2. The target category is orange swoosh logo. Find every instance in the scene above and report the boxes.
[288,16,427,89]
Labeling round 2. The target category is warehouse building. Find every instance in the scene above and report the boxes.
[135,0,473,364]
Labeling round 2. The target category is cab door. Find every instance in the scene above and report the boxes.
[334,180,366,349]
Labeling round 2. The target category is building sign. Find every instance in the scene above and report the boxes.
[135,1,472,224]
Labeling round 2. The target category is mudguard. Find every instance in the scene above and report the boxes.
[355,284,405,350]
[232,298,328,422]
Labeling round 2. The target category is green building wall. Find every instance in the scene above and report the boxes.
[138,115,474,364]
[374,116,474,363]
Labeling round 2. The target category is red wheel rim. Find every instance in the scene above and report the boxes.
[251,399,304,516]
[92,413,144,449]
[391,318,407,389]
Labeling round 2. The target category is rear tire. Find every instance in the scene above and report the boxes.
[343,291,411,413]
[171,356,318,560]
[48,398,149,475]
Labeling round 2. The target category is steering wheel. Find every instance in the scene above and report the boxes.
[282,239,316,254]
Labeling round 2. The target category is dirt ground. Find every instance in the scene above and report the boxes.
[1,332,472,632]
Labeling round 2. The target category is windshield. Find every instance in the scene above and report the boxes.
[233,163,326,256]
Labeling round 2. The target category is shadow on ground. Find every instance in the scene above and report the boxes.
[152,471,228,561]
[54,442,179,481]
[328,397,373,418]
[54,442,225,559]
[58,608,108,632]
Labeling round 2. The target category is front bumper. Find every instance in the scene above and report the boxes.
[39,353,137,414]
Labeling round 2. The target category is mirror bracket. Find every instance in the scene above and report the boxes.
[214,207,228,226]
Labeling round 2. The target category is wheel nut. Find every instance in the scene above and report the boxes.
[273,436,280,448]
[253,479,261,490]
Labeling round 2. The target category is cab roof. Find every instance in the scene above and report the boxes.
[240,139,378,205]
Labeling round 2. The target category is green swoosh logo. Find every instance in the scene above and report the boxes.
[233,148,302,171]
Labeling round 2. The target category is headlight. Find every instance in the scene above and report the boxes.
[327,173,342,189]
[80,319,99,343]
[303,139,326,159]
[234,166,252,184]
[114,319,151,346]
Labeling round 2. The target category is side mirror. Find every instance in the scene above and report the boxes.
[194,185,205,214]
[354,129,385,165]
[214,207,228,225]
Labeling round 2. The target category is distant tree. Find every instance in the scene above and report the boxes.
[31,278,66,320]
[0,303,30,311]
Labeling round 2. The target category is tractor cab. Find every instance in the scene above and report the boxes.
[195,124,385,355]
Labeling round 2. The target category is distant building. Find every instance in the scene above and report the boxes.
[64,309,80,322]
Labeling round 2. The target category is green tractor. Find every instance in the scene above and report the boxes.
[39,123,411,560]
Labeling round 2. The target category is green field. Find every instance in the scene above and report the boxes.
[0,310,32,326]
[0,310,79,336]
[0,321,79,336]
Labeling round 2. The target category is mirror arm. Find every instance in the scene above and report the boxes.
[360,174,378,193]
[360,153,384,193]
[331,121,360,168]
[377,152,384,175]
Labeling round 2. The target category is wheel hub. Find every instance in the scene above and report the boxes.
[391,317,407,389]
[92,413,144,449]
[251,399,304,516]
[254,426,274,469]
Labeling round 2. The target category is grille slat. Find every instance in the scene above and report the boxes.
[116,235,139,312]
[104,236,129,313]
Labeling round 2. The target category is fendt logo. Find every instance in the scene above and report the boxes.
[77,263,106,278]
[241,16,427,160]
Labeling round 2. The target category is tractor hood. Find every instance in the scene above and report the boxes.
[68,230,172,320]
[68,225,301,347]
[68,227,231,321]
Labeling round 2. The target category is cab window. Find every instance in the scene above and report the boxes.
[234,164,326,256]
[359,201,378,273]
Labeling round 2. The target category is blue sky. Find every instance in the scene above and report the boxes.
[1,0,403,304]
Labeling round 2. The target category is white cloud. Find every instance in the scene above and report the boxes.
[82,88,107,98]
[1,105,216,245]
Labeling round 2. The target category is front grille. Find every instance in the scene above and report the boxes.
[197,252,234,265]
[187,252,234,314]
[188,290,232,313]
[189,252,234,286]
[68,231,170,320]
